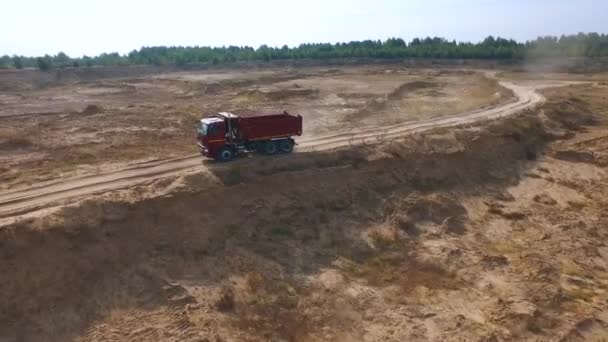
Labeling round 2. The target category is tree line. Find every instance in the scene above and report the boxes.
[2,33,608,71]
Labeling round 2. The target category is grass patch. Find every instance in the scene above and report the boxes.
[355,250,463,294]
[567,200,587,210]
[222,165,242,186]
[355,189,380,210]
[269,225,294,238]
[565,287,595,303]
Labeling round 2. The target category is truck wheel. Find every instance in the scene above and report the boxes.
[278,139,294,153]
[216,147,234,162]
[263,141,278,155]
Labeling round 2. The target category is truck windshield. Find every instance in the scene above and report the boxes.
[198,123,208,136]
[198,122,220,136]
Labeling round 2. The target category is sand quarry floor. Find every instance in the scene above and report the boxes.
[0,65,511,189]
[1,65,608,341]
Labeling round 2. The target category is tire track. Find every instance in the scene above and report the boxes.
[0,81,545,218]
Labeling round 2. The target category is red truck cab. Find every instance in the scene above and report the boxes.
[197,111,302,161]
[197,117,228,159]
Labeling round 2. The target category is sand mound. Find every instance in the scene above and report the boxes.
[388,80,436,100]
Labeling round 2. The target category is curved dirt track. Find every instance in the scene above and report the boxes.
[0,81,544,218]
[297,81,543,150]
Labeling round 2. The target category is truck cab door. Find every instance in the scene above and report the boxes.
[207,123,226,142]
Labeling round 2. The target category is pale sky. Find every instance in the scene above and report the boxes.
[2,0,607,57]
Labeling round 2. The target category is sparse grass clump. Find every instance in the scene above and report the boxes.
[565,287,595,303]
[567,200,587,210]
[215,286,235,312]
[368,226,401,249]
[269,225,293,238]
[222,165,242,186]
[560,260,583,277]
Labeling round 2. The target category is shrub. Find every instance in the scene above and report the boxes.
[12,56,23,69]
[36,56,52,71]
[269,225,294,238]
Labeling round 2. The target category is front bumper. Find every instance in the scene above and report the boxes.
[197,142,210,157]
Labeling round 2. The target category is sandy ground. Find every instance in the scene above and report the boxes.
[1,66,608,341]
[0,66,511,189]
[0,79,541,218]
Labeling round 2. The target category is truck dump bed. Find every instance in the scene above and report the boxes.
[235,111,302,141]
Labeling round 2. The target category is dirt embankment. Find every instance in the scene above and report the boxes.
[2,83,608,341]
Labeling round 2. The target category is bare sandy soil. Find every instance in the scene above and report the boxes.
[1,65,608,341]
[0,79,541,219]
[0,66,511,189]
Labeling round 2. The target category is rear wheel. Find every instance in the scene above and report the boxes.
[263,141,278,155]
[278,139,294,153]
[216,147,234,162]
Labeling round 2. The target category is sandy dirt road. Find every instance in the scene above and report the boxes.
[0,81,545,218]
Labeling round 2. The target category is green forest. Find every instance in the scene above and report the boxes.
[2,33,608,71]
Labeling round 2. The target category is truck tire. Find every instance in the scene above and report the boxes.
[216,147,234,162]
[263,141,278,155]
[278,139,294,153]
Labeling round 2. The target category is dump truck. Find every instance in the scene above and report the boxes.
[197,111,303,161]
